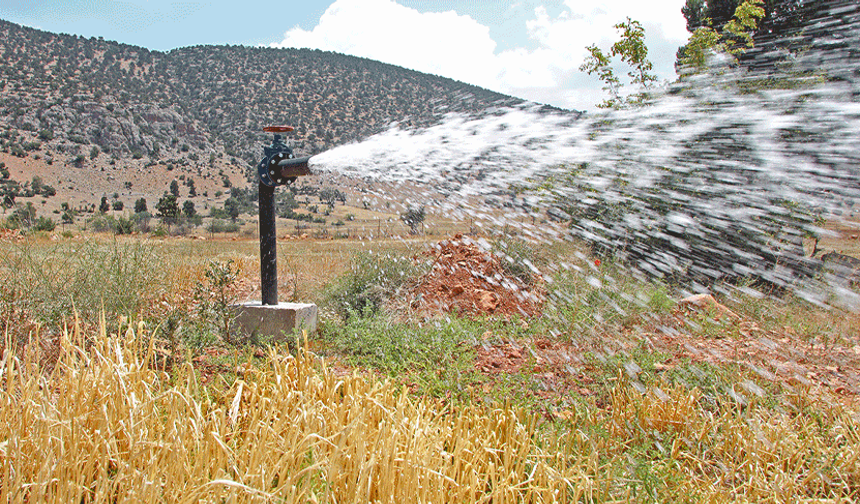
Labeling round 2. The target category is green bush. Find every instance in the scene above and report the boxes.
[32,216,55,232]
[205,219,240,234]
[323,251,425,320]
[492,237,541,286]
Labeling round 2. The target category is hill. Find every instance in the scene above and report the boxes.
[0,18,550,226]
[0,19,533,162]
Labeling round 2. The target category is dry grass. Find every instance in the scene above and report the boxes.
[2,319,859,502]
[2,234,860,502]
[1,324,580,503]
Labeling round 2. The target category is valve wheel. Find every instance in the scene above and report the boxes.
[263,125,295,133]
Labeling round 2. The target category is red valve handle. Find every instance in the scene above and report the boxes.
[263,126,295,133]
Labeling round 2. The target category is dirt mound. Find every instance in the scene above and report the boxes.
[409,235,545,319]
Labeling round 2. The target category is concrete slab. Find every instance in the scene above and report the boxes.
[232,301,318,342]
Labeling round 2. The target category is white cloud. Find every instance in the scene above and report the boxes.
[271,0,689,111]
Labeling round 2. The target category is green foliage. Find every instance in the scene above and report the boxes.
[61,209,76,225]
[546,264,676,334]
[581,18,658,109]
[6,202,36,230]
[321,314,478,398]
[87,214,133,235]
[192,259,242,345]
[205,219,240,234]
[133,197,147,214]
[1,19,523,173]
[492,237,541,286]
[155,193,179,225]
[32,216,55,232]
[0,240,168,339]
[323,251,425,320]
[678,0,765,74]
[223,197,240,221]
[182,200,196,218]
[318,187,346,205]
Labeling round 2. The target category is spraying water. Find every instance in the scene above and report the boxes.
[310,12,860,310]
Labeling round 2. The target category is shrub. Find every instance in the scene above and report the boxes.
[321,314,478,396]
[32,216,55,232]
[323,251,425,320]
[205,219,239,234]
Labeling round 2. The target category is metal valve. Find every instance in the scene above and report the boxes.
[258,126,311,186]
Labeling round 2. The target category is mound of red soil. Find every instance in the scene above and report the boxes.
[410,235,545,319]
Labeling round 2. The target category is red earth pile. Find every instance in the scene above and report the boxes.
[409,235,545,319]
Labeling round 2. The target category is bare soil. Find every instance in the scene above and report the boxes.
[408,234,545,319]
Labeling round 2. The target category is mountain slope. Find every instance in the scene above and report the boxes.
[0,19,535,173]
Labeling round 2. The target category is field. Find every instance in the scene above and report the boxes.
[1,229,859,503]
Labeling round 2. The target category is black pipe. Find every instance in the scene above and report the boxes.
[259,181,277,305]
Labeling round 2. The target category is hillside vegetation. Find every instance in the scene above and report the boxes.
[0,19,529,170]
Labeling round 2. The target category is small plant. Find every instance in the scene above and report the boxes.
[193,259,242,345]
[492,237,541,286]
[400,206,425,235]
[205,219,239,234]
[323,251,425,320]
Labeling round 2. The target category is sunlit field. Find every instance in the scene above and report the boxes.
[1,232,858,502]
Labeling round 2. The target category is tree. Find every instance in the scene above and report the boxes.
[134,197,147,214]
[155,193,180,226]
[2,192,15,211]
[99,196,110,213]
[677,0,765,74]
[183,200,196,218]
[223,197,240,221]
[61,210,75,229]
[9,202,36,229]
[580,18,658,109]
[169,180,180,198]
[30,176,43,194]
[552,0,829,290]
[400,206,425,235]
[187,177,197,197]
[112,200,124,211]
[683,0,741,32]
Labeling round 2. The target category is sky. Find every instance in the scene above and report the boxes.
[1,0,691,112]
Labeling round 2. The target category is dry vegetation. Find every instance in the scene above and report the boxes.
[1,232,859,502]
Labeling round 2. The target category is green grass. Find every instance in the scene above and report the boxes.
[319,312,480,399]
[543,263,676,337]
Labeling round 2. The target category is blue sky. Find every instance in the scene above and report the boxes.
[1,0,690,112]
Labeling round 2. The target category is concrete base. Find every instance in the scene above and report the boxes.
[232,302,318,342]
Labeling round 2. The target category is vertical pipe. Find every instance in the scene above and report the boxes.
[259,181,278,305]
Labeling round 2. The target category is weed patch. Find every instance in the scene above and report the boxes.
[322,250,425,320]
[320,313,479,398]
